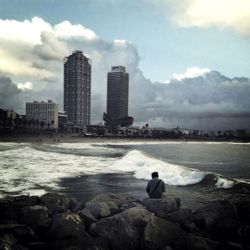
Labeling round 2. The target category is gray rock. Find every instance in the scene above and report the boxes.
[0,196,39,222]
[0,224,36,242]
[78,208,97,229]
[47,212,86,240]
[69,197,83,212]
[85,201,117,219]
[47,236,109,250]
[20,205,51,231]
[86,192,140,211]
[40,193,72,215]
[90,206,153,250]
[233,200,250,223]
[185,235,221,250]
[143,197,180,218]
[142,216,186,250]
[192,200,237,232]
[164,208,192,225]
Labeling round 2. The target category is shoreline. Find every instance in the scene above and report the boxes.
[0,136,249,144]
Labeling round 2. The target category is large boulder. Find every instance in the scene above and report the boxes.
[86,192,138,206]
[192,200,238,233]
[233,200,250,223]
[47,236,110,250]
[85,193,141,218]
[20,205,51,232]
[78,208,97,229]
[185,234,221,250]
[0,224,37,243]
[212,218,250,245]
[0,195,39,223]
[142,216,186,250]
[90,206,153,250]
[46,212,86,240]
[143,197,180,218]
[40,193,72,215]
[164,208,192,225]
[85,201,118,219]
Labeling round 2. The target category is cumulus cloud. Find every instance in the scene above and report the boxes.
[0,75,22,111]
[170,67,211,81]
[0,17,249,129]
[17,81,33,90]
[157,0,250,37]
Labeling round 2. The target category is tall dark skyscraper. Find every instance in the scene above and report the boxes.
[104,66,133,127]
[64,51,91,128]
[107,66,128,119]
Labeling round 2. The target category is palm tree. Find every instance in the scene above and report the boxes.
[40,121,45,130]
[51,120,54,129]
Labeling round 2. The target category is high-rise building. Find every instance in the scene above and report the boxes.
[104,66,133,127]
[26,100,58,129]
[64,51,91,128]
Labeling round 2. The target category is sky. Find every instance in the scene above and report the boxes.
[0,0,250,129]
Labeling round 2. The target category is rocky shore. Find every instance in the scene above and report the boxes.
[0,192,249,250]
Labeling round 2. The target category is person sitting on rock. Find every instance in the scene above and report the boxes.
[146,171,165,198]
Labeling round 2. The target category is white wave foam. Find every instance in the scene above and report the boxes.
[109,150,206,185]
[0,146,117,197]
[215,177,234,189]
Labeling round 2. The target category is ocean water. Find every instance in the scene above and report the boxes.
[0,141,249,208]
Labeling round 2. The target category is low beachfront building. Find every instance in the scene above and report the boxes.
[26,100,58,129]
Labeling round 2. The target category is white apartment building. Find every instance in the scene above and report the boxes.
[26,100,58,129]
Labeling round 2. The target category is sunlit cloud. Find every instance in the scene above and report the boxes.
[156,0,250,37]
[171,67,211,81]
[17,81,33,90]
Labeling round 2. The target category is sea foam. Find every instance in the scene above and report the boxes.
[110,150,206,185]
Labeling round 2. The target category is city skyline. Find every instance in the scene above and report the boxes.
[0,0,250,129]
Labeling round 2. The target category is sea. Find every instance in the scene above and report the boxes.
[0,140,250,209]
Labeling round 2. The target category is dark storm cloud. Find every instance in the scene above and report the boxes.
[132,71,250,129]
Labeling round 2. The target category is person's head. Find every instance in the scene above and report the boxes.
[151,172,159,178]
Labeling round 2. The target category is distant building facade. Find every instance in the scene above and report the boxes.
[26,100,58,129]
[103,66,133,127]
[64,50,91,129]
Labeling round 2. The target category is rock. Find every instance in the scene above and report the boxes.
[185,235,221,250]
[233,200,250,223]
[40,193,72,215]
[164,208,192,225]
[69,197,83,212]
[78,208,97,229]
[0,224,36,242]
[47,236,110,250]
[211,218,246,244]
[159,247,174,250]
[223,241,244,250]
[142,216,186,250]
[120,206,153,230]
[86,192,140,211]
[182,221,200,233]
[143,197,180,218]
[26,241,46,250]
[46,212,86,240]
[0,196,39,223]
[85,201,118,219]
[90,206,153,250]
[192,200,237,233]
[20,205,51,232]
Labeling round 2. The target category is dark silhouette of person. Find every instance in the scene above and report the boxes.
[146,172,165,198]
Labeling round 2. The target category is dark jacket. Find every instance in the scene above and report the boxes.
[146,177,165,198]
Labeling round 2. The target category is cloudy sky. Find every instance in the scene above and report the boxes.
[0,0,250,129]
